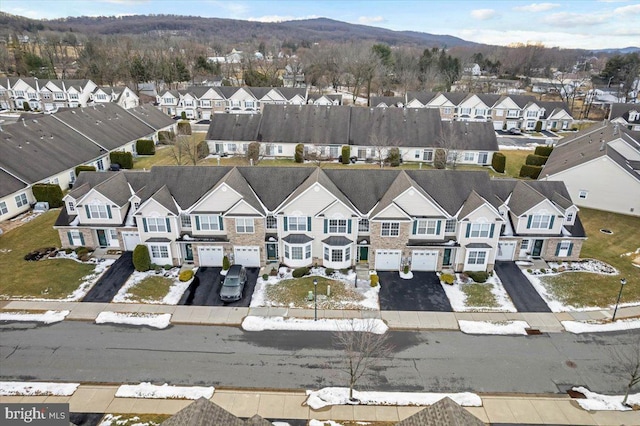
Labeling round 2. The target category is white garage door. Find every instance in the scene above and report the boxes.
[496,242,516,261]
[202,111,211,120]
[411,250,438,271]
[122,232,140,251]
[198,246,224,267]
[375,250,401,271]
[493,121,504,130]
[234,246,261,267]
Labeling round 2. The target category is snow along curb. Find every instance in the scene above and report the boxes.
[0,381,79,396]
[458,320,530,335]
[115,382,214,399]
[0,310,69,324]
[562,319,640,334]
[95,312,172,329]
[242,316,388,334]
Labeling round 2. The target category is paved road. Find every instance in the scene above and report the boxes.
[179,267,259,307]
[1,321,636,394]
[378,272,453,312]
[494,261,552,313]
[82,252,134,303]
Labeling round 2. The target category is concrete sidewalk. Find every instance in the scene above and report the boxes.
[2,299,639,332]
[1,385,637,425]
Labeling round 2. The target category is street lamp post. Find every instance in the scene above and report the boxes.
[313,278,318,321]
[612,278,627,322]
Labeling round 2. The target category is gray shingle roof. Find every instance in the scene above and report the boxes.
[396,397,485,426]
[609,103,640,124]
[90,172,132,207]
[458,190,488,219]
[160,397,245,426]
[349,108,443,148]
[508,181,547,216]
[259,104,350,145]
[322,169,399,215]
[442,120,499,151]
[150,166,233,209]
[370,96,404,107]
[283,234,314,243]
[406,91,438,105]
[0,168,28,198]
[125,104,175,130]
[239,166,314,211]
[205,114,261,141]
[322,236,353,246]
[149,185,179,215]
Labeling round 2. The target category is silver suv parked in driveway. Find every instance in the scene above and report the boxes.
[220,265,247,302]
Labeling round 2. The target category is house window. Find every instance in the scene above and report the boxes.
[358,219,369,233]
[291,246,303,259]
[88,204,109,219]
[181,214,192,228]
[566,212,574,222]
[305,244,312,259]
[69,171,75,183]
[414,150,420,159]
[459,107,471,115]
[266,215,277,229]
[15,193,28,208]
[463,152,475,161]
[228,143,237,152]
[68,202,76,213]
[329,146,339,158]
[470,223,491,238]
[467,251,487,265]
[527,110,538,118]
[199,215,220,231]
[69,93,78,100]
[445,219,456,233]
[422,150,434,161]
[150,245,169,259]
[96,159,104,171]
[578,190,588,199]
[328,219,347,233]
[134,202,140,210]
[381,222,400,237]
[345,247,351,261]
[526,121,536,130]
[495,109,504,117]
[507,109,519,118]
[331,249,343,262]
[415,219,438,235]
[287,216,307,231]
[14,90,25,97]
[475,108,487,116]
[520,240,529,251]
[443,107,452,115]
[530,214,552,229]
[324,246,329,261]
[236,218,254,233]
[284,242,312,260]
[245,101,255,109]
[147,217,168,233]
[0,201,7,215]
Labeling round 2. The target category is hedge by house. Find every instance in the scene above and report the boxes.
[491,152,506,173]
[109,151,134,169]
[535,121,543,132]
[341,146,350,164]
[158,130,175,144]
[136,139,155,155]
[197,140,209,159]
[434,148,447,169]
[534,145,554,157]
[519,164,543,179]
[295,144,304,163]
[386,147,401,167]
[181,111,187,120]
[247,142,260,163]
[177,121,192,135]
[132,244,151,272]
[75,165,96,176]
[525,154,549,167]
[32,183,63,208]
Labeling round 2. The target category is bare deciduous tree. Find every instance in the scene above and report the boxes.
[611,338,640,407]
[169,134,208,166]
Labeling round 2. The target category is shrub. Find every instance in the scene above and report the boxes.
[325,268,335,276]
[534,121,543,132]
[292,267,309,278]
[179,269,194,282]
[75,165,96,177]
[534,145,554,157]
[540,268,546,274]
[163,264,172,270]
[75,246,89,257]
[109,151,134,169]
[434,148,446,169]
[23,101,31,111]
[386,147,401,167]
[340,268,349,275]
[341,146,350,164]
[64,248,73,254]
[370,274,379,287]
[133,244,151,272]
[525,154,549,167]
[158,130,175,144]
[222,255,230,271]
[403,265,410,274]
[262,274,269,280]
[32,183,63,208]
[527,268,533,273]
[197,140,209,159]
[519,164,543,179]
[465,271,489,283]
[491,152,506,173]
[552,267,558,273]
[246,142,260,163]
[177,121,192,135]
[136,139,155,155]
[440,273,455,285]
[180,111,187,120]
[295,144,304,163]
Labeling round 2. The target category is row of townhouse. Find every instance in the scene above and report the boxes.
[0,103,175,222]
[371,92,574,132]
[205,104,499,166]
[0,78,139,112]
[55,166,585,273]
[609,103,640,132]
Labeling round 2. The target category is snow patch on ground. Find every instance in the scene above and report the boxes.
[115,382,214,399]
[399,271,413,279]
[459,320,530,335]
[50,257,116,302]
[572,386,639,411]
[562,319,640,333]
[440,273,517,312]
[242,317,388,334]
[95,312,172,329]
[522,270,593,312]
[305,387,482,409]
[112,267,194,304]
[0,310,69,324]
[0,381,79,396]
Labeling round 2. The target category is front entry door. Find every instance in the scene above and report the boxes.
[359,246,369,262]
[185,244,194,261]
[96,229,107,247]
[443,248,452,266]
[532,240,544,257]
[266,243,277,261]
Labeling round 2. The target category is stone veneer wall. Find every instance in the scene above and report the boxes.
[542,238,583,262]
[224,218,267,265]
[58,228,98,249]
[369,222,412,267]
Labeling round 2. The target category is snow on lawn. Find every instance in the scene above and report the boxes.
[458,320,530,335]
[522,270,599,312]
[44,255,117,302]
[115,382,214,399]
[572,386,639,411]
[305,387,482,409]
[562,319,640,333]
[441,273,516,312]
[0,381,79,396]
[0,310,69,324]
[95,312,172,329]
[112,268,195,304]
[242,317,388,334]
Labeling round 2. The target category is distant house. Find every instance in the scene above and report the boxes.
[370,96,404,108]
[307,94,342,106]
[609,103,640,132]
[463,63,482,76]
[92,86,139,109]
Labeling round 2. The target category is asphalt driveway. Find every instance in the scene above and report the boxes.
[82,252,134,303]
[494,261,551,312]
[377,271,453,312]
[179,267,259,307]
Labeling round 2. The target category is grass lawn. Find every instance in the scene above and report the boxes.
[124,276,174,303]
[0,210,95,299]
[266,275,364,309]
[461,283,499,308]
[539,208,640,308]
[500,149,533,179]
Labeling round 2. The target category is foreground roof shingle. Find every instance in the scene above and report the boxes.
[396,397,485,426]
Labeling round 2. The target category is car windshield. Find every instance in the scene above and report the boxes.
[223,277,240,287]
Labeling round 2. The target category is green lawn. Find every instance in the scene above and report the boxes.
[461,283,500,308]
[124,276,174,303]
[501,149,533,178]
[539,208,640,308]
[265,275,365,309]
[0,210,95,299]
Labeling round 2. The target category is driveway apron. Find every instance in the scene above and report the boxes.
[181,267,258,307]
[494,261,551,312]
[378,271,453,312]
[82,252,134,303]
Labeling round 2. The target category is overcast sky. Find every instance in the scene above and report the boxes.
[2,0,639,50]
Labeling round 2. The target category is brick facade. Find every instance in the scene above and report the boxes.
[369,222,412,267]
[224,218,267,265]
[58,228,98,249]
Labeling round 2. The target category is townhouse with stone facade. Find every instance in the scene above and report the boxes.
[54,166,585,273]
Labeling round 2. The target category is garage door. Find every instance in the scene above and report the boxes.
[496,242,516,261]
[411,250,438,271]
[201,111,211,120]
[493,121,504,130]
[122,232,140,251]
[234,246,261,267]
[198,246,223,267]
[375,250,401,271]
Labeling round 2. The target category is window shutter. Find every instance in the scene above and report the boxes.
[142,218,148,232]
[67,232,73,245]
[549,215,555,229]
[195,216,200,230]
[307,216,312,231]
[79,233,85,246]
[567,243,573,256]
[465,223,471,238]
[436,220,441,234]
[166,218,171,233]
[283,217,288,231]
[555,243,561,256]
[526,215,532,229]
[324,219,328,233]
[106,205,112,219]
[85,205,90,218]
[218,216,224,230]
[489,223,495,238]
[412,221,417,235]
[347,220,352,233]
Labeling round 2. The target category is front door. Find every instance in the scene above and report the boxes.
[96,229,108,247]
[359,246,369,262]
[532,239,544,257]
[215,143,224,154]
[443,248,452,266]
[185,244,194,261]
[266,243,277,261]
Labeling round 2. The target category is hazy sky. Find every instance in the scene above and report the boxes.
[2,0,639,50]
